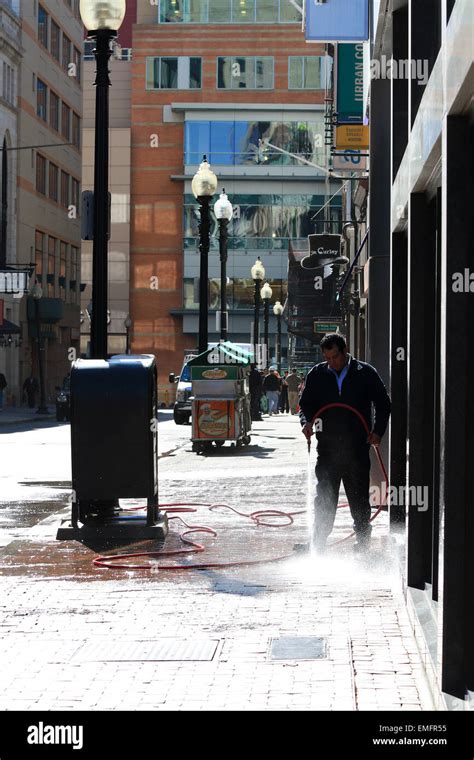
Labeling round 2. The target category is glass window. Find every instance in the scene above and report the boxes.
[233,0,255,23]
[48,163,58,202]
[37,79,47,121]
[51,20,60,61]
[209,0,231,23]
[48,236,56,297]
[288,57,302,89]
[160,0,301,23]
[185,121,210,164]
[255,57,273,88]
[61,103,71,140]
[73,47,81,83]
[36,154,46,195]
[146,57,201,89]
[71,178,80,213]
[185,119,326,167]
[35,231,44,287]
[280,0,300,21]
[72,112,81,149]
[161,57,178,87]
[50,91,59,131]
[60,242,67,276]
[38,5,48,48]
[160,0,184,22]
[187,0,207,22]
[189,58,201,88]
[60,171,69,208]
[256,0,277,21]
[209,122,234,164]
[217,57,273,89]
[62,34,71,72]
[289,57,329,90]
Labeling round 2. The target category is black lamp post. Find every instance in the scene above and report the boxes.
[81,0,126,359]
[214,189,233,342]
[124,314,132,354]
[261,282,272,369]
[251,257,265,366]
[31,282,49,414]
[273,300,283,375]
[192,156,217,354]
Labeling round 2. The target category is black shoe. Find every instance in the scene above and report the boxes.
[293,542,310,554]
[353,531,371,553]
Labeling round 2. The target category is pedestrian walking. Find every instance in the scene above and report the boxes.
[286,369,300,414]
[299,333,391,553]
[249,363,263,421]
[23,373,39,409]
[0,371,6,411]
[263,369,280,416]
[278,371,289,413]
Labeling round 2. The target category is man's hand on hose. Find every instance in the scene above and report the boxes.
[302,422,314,440]
[367,432,381,446]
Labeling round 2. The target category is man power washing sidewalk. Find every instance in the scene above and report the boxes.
[299,333,391,553]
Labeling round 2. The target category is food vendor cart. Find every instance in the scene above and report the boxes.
[188,342,252,452]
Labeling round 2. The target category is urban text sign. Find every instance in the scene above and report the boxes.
[0,270,29,295]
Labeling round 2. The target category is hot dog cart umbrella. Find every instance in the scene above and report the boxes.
[187,341,252,453]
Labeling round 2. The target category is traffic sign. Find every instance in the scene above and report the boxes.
[313,321,343,334]
[332,149,367,171]
[336,124,370,149]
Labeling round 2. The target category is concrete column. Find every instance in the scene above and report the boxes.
[389,231,407,525]
[406,193,436,590]
[367,76,391,475]
[392,6,409,180]
[438,115,474,698]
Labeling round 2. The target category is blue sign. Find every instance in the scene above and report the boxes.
[305,0,369,43]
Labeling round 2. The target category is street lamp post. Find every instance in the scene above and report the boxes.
[214,189,233,342]
[261,282,272,369]
[251,257,265,366]
[31,282,49,414]
[192,156,218,354]
[273,300,283,375]
[80,0,126,359]
[124,314,132,354]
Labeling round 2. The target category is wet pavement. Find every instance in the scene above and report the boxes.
[0,412,434,711]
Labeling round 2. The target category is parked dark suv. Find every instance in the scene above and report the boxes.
[55,376,71,421]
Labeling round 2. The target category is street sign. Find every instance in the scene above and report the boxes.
[305,0,369,42]
[332,149,367,171]
[313,320,343,334]
[336,124,370,149]
[336,44,365,123]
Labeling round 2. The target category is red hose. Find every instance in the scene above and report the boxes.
[309,403,389,545]
[92,403,389,570]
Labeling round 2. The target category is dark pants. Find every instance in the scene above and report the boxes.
[279,387,289,412]
[250,391,262,420]
[314,436,371,541]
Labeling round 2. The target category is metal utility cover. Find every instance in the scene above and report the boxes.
[270,636,327,660]
[72,639,219,662]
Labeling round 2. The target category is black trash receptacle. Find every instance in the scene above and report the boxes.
[57,354,167,539]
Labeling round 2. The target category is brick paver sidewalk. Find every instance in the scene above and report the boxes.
[0,415,433,711]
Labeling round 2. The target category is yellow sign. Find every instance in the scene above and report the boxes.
[336,124,370,150]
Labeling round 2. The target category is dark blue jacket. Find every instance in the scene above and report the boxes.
[299,355,391,442]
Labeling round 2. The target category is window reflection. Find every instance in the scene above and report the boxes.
[183,277,288,309]
[185,119,326,166]
[183,194,342,250]
[160,0,300,23]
